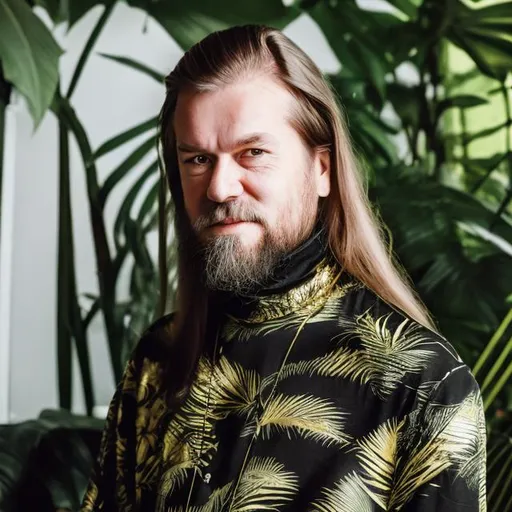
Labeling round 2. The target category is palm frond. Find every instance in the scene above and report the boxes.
[354,418,404,509]
[388,437,451,509]
[189,481,233,512]
[209,356,261,413]
[310,472,374,512]
[222,277,355,342]
[390,391,486,508]
[222,313,306,342]
[230,457,299,511]
[157,463,192,507]
[163,355,261,469]
[262,313,439,400]
[332,313,436,398]
[431,391,486,491]
[254,393,351,448]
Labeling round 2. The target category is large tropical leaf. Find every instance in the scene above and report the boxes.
[34,0,67,24]
[99,135,156,207]
[306,1,402,100]
[128,0,300,51]
[487,426,512,511]
[0,409,102,512]
[0,0,62,125]
[98,54,164,85]
[68,0,115,28]
[448,1,512,80]
[385,0,419,20]
[113,160,158,247]
[93,115,158,160]
[374,177,512,363]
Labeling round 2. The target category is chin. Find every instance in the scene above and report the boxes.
[199,222,262,248]
[238,226,264,248]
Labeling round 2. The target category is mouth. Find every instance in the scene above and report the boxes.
[212,217,245,227]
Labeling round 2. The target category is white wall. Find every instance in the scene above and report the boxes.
[3,4,340,422]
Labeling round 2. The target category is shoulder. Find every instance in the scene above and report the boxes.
[116,312,176,394]
[338,275,478,396]
[131,312,176,363]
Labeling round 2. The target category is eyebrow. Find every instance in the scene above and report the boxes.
[177,132,277,153]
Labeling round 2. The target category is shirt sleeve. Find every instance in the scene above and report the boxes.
[80,313,175,511]
[391,365,487,511]
[80,357,139,511]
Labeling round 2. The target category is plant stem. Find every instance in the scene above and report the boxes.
[57,117,73,411]
[426,42,445,178]
[56,95,122,382]
[473,308,512,377]
[484,335,512,411]
[66,3,117,100]
[57,105,96,414]
[471,152,507,195]
[459,107,468,163]
[0,66,12,247]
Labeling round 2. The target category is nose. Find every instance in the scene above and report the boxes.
[206,157,244,203]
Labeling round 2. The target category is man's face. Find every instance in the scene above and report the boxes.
[173,75,330,293]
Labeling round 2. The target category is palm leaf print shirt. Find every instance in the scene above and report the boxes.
[81,229,487,511]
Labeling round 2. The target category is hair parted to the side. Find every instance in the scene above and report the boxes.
[158,24,439,403]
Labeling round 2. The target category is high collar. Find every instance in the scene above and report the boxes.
[210,224,334,320]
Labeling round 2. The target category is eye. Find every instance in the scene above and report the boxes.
[186,155,211,166]
[244,148,265,157]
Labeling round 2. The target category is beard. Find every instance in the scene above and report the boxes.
[199,231,284,294]
[192,200,313,295]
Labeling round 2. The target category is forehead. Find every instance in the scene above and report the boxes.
[173,76,296,150]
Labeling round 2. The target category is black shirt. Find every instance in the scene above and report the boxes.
[81,231,486,511]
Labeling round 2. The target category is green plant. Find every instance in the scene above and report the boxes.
[0,409,103,511]
[1,0,512,510]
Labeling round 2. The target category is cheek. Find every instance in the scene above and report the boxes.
[180,176,205,222]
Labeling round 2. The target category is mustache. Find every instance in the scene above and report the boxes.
[193,202,265,231]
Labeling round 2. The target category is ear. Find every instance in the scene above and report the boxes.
[314,147,331,198]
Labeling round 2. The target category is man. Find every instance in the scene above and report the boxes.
[82,25,486,511]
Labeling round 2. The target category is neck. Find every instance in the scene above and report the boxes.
[209,223,331,318]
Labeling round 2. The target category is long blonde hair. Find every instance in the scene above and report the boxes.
[158,25,438,400]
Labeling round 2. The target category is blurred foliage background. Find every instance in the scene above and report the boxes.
[0,0,512,510]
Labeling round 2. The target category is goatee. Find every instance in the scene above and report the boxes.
[192,202,295,295]
[200,231,285,295]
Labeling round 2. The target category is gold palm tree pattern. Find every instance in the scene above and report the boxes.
[167,457,299,512]
[81,255,486,511]
[352,418,404,509]
[222,262,356,342]
[310,472,375,512]
[161,355,261,470]
[263,312,438,401]
[242,393,352,448]
[389,383,486,509]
